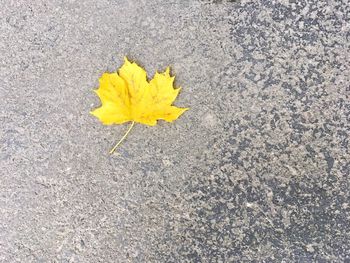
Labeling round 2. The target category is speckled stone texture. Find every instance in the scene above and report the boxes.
[1,0,349,262]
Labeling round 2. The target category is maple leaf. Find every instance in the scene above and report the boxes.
[91,57,188,153]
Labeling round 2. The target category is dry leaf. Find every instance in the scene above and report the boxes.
[91,57,188,153]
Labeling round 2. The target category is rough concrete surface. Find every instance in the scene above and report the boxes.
[1,0,350,262]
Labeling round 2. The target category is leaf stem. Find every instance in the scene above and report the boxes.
[109,121,135,154]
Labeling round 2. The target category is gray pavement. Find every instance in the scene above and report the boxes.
[1,0,350,262]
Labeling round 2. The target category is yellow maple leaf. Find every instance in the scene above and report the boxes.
[91,57,188,153]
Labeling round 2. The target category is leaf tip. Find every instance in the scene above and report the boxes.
[124,56,131,63]
[90,110,97,117]
[180,107,190,113]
